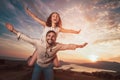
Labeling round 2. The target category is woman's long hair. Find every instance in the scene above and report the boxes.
[46,12,62,28]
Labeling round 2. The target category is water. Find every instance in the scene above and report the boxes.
[54,64,116,73]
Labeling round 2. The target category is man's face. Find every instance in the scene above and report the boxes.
[46,32,56,45]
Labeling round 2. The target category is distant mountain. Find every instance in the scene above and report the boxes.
[109,56,120,62]
[0,56,26,61]
[59,60,120,72]
[59,60,71,65]
[79,61,120,72]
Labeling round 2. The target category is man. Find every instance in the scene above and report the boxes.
[5,23,88,80]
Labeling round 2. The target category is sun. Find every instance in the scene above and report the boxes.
[88,55,98,62]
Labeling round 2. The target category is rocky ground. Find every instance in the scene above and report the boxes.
[0,59,120,80]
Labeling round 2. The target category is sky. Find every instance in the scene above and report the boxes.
[0,0,120,63]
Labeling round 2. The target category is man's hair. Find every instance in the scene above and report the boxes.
[46,30,57,37]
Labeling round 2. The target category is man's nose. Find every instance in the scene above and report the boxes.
[50,36,52,39]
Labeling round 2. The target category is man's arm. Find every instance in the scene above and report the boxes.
[5,23,37,45]
[59,42,88,50]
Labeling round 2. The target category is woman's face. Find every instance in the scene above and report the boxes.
[51,13,59,24]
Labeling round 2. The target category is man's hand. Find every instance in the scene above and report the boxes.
[76,42,88,48]
[5,23,14,32]
[82,42,88,47]
[76,29,81,34]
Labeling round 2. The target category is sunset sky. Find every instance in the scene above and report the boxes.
[0,0,120,63]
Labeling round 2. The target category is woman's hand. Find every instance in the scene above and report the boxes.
[25,7,30,14]
[5,23,14,32]
[24,7,46,27]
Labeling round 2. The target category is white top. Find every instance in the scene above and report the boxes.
[40,26,60,41]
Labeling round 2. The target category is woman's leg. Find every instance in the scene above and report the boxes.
[27,50,37,67]
[43,64,54,80]
[53,55,60,67]
[31,63,42,80]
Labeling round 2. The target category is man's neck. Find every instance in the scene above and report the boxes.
[46,43,56,48]
[52,23,56,27]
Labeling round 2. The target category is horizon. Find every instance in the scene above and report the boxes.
[1,55,120,64]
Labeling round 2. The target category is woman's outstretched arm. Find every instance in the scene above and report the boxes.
[60,27,81,34]
[25,8,46,27]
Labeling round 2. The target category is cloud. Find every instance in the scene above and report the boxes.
[94,38,120,45]
[96,0,120,10]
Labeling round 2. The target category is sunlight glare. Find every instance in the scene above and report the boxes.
[89,55,98,62]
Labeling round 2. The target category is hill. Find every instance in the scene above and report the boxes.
[79,61,120,72]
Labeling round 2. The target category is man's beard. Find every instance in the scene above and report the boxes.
[47,40,54,46]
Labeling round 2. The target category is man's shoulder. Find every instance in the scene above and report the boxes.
[56,42,61,45]
[55,42,64,47]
